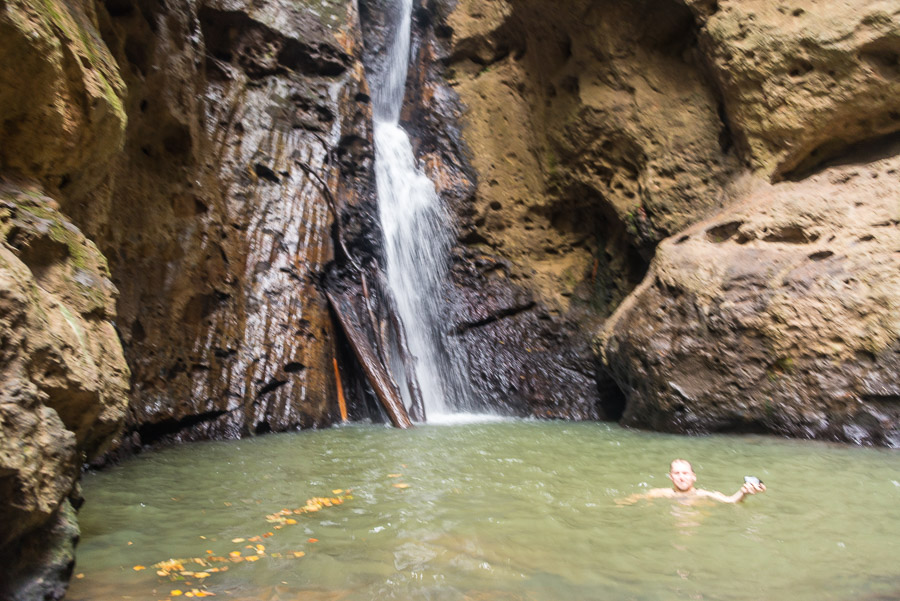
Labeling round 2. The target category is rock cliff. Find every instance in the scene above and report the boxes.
[422,0,899,439]
[1,0,898,596]
[0,0,373,596]
[599,145,900,444]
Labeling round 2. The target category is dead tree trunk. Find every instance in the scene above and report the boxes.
[326,289,413,429]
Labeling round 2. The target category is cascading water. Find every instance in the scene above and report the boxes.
[372,0,472,419]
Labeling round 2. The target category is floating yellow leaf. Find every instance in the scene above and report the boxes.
[231,538,245,543]
[157,570,168,577]
[332,489,344,494]
[393,483,410,489]
[170,591,183,597]
[292,551,306,558]
[245,555,260,562]
[307,538,318,543]
[133,565,147,571]
[228,551,241,558]
[206,550,213,554]
[75,574,84,579]
[388,474,402,478]
[195,572,210,579]
[285,519,297,525]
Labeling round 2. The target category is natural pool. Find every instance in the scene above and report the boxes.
[67,421,900,601]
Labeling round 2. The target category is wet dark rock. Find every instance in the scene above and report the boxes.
[87,0,377,458]
[0,498,80,601]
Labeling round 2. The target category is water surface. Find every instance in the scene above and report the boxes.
[68,421,900,601]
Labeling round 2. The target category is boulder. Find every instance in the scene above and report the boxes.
[0,182,129,598]
[598,146,900,446]
[688,0,900,178]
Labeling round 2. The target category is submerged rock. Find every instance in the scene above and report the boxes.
[598,147,900,446]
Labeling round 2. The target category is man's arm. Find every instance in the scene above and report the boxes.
[698,482,767,504]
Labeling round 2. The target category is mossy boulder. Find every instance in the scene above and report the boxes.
[0,181,129,599]
[0,0,127,201]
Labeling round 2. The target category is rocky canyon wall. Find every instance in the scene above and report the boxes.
[0,0,373,596]
[412,0,898,440]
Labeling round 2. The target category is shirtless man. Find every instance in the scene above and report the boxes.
[618,459,767,505]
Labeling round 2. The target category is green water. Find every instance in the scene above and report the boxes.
[67,421,900,601]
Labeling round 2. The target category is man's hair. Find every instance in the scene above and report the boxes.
[670,458,693,472]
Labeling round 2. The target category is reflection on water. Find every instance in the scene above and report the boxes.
[68,421,900,601]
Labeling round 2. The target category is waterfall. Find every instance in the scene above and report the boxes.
[371,0,470,418]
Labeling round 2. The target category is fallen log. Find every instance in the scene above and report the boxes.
[326,289,413,429]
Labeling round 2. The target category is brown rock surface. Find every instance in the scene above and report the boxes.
[687,0,900,178]
[440,0,739,312]
[0,182,129,598]
[598,146,900,445]
[90,0,374,452]
[0,0,126,202]
[0,0,374,595]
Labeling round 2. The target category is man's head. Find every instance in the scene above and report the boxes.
[668,459,697,492]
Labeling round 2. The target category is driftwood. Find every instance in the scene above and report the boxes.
[326,289,413,429]
[301,149,423,427]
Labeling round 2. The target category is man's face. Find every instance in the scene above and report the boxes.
[669,460,697,492]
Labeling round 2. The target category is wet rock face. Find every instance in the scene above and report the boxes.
[356,0,608,419]
[92,0,374,452]
[0,183,129,599]
[1,0,372,593]
[598,148,900,446]
[686,0,900,179]
[433,0,740,312]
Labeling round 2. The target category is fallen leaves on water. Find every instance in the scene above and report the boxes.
[392,483,410,489]
[265,494,350,526]
[142,490,352,597]
[387,474,402,478]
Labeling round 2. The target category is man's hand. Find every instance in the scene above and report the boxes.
[739,481,766,496]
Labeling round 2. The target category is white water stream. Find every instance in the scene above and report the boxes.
[372,0,471,418]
